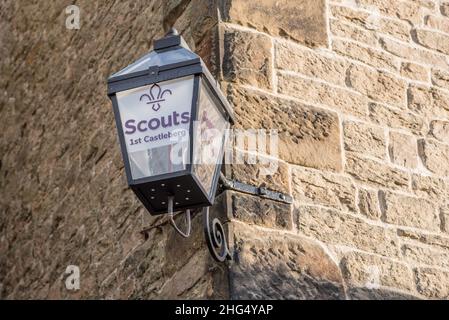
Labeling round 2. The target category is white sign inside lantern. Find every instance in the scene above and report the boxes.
[116,75,194,179]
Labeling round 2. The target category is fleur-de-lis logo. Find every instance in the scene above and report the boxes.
[140,83,172,111]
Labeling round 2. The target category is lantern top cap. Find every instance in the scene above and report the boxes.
[153,28,191,51]
[166,28,179,36]
[108,28,197,82]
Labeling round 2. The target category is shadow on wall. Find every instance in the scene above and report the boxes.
[67,197,231,299]
[0,0,220,299]
[228,222,420,300]
[229,253,422,300]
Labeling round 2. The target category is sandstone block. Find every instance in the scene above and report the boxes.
[171,0,219,70]
[194,28,217,73]
[230,191,292,230]
[277,72,368,118]
[369,103,426,135]
[415,0,437,10]
[358,188,382,220]
[412,174,449,199]
[165,213,208,277]
[330,5,373,29]
[380,37,449,70]
[431,69,449,90]
[340,251,414,291]
[160,249,210,298]
[343,121,386,160]
[379,191,439,231]
[415,268,449,298]
[296,205,401,257]
[420,87,449,117]
[388,131,418,169]
[378,18,410,41]
[292,166,357,212]
[332,38,398,72]
[227,86,343,171]
[398,229,449,251]
[410,85,449,119]
[357,0,432,24]
[429,120,449,143]
[222,28,272,90]
[230,150,291,194]
[400,62,428,82]
[329,19,378,46]
[230,223,346,299]
[403,244,449,269]
[348,64,407,107]
[332,2,411,41]
[345,153,410,190]
[275,41,348,86]
[220,0,328,47]
[418,139,449,176]
[425,15,449,34]
[414,29,449,55]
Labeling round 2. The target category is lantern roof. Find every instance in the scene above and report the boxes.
[108,29,200,83]
[107,28,234,124]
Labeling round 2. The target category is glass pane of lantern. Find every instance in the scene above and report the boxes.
[193,81,230,196]
[110,47,199,79]
[116,76,194,180]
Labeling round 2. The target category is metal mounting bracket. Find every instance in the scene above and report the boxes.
[142,174,291,263]
[219,172,293,204]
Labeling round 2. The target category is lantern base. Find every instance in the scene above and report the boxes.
[131,174,212,215]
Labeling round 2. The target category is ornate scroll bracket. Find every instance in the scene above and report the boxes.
[144,173,291,263]
[202,206,232,262]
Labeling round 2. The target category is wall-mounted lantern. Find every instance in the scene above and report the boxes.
[107,29,234,261]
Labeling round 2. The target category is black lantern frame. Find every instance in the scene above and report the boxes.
[107,30,234,217]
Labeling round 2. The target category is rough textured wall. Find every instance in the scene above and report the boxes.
[0,0,228,299]
[221,0,449,299]
[2,0,449,300]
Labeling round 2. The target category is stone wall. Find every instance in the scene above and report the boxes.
[2,0,449,300]
[0,0,227,299]
[221,0,449,299]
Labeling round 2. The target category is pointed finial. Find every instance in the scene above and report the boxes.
[166,28,179,37]
[154,28,185,50]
